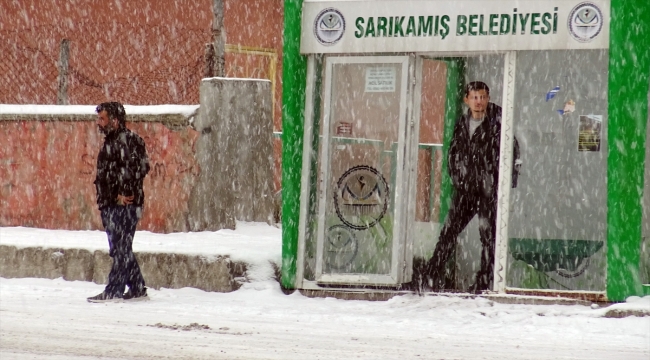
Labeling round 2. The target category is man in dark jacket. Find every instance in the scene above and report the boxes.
[427,81,520,293]
[87,102,151,303]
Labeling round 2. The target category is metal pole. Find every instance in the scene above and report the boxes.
[204,43,216,78]
[493,50,516,294]
[57,39,70,105]
[295,55,316,288]
[212,0,225,77]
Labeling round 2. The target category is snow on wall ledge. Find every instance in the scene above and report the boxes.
[0,104,200,128]
[0,106,200,233]
[0,104,199,116]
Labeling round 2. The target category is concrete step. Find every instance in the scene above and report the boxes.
[0,245,247,293]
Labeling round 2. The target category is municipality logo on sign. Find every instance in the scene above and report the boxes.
[314,8,345,46]
[567,2,603,42]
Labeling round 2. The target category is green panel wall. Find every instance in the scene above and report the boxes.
[281,0,306,289]
[607,0,650,301]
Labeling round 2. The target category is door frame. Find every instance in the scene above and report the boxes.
[307,55,413,285]
[295,52,516,292]
[409,52,517,292]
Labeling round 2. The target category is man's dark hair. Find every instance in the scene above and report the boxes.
[464,81,490,97]
[96,102,126,125]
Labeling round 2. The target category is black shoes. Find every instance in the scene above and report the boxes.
[87,288,149,303]
[123,287,149,301]
[87,292,123,303]
[467,273,491,294]
[402,257,450,294]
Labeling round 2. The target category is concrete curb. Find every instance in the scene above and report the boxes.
[3,245,647,318]
[0,245,247,293]
[603,308,650,318]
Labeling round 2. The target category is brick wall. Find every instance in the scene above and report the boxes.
[0,0,285,231]
[0,0,213,105]
[0,116,199,233]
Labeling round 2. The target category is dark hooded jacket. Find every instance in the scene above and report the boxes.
[448,103,520,197]
[94,126,150,210]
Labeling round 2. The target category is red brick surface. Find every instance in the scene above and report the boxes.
[0,120,199,233]
[0,0,213,105]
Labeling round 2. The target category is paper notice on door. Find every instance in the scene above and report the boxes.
[578,115,602,152]
[365,67,396,92]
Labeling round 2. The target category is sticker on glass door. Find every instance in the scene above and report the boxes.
[334,165,389,230]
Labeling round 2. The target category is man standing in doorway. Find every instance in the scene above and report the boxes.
[88,102,151,303]
[427,81,519,293]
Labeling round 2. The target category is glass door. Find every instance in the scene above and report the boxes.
[505,50,609,294]
[314,56,412,285]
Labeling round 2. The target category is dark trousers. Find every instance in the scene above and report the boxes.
[428,191,497,290]
[101,205,146,297]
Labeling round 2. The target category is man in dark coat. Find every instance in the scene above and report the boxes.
[427,81,520,293]
[87,102,151,303]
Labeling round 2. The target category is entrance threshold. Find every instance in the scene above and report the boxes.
[298,288,605,306]
[505,288,608,303]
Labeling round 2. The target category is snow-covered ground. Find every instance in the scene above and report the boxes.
[1,224,649,360]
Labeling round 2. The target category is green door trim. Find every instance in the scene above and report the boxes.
[439,59,465,223]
